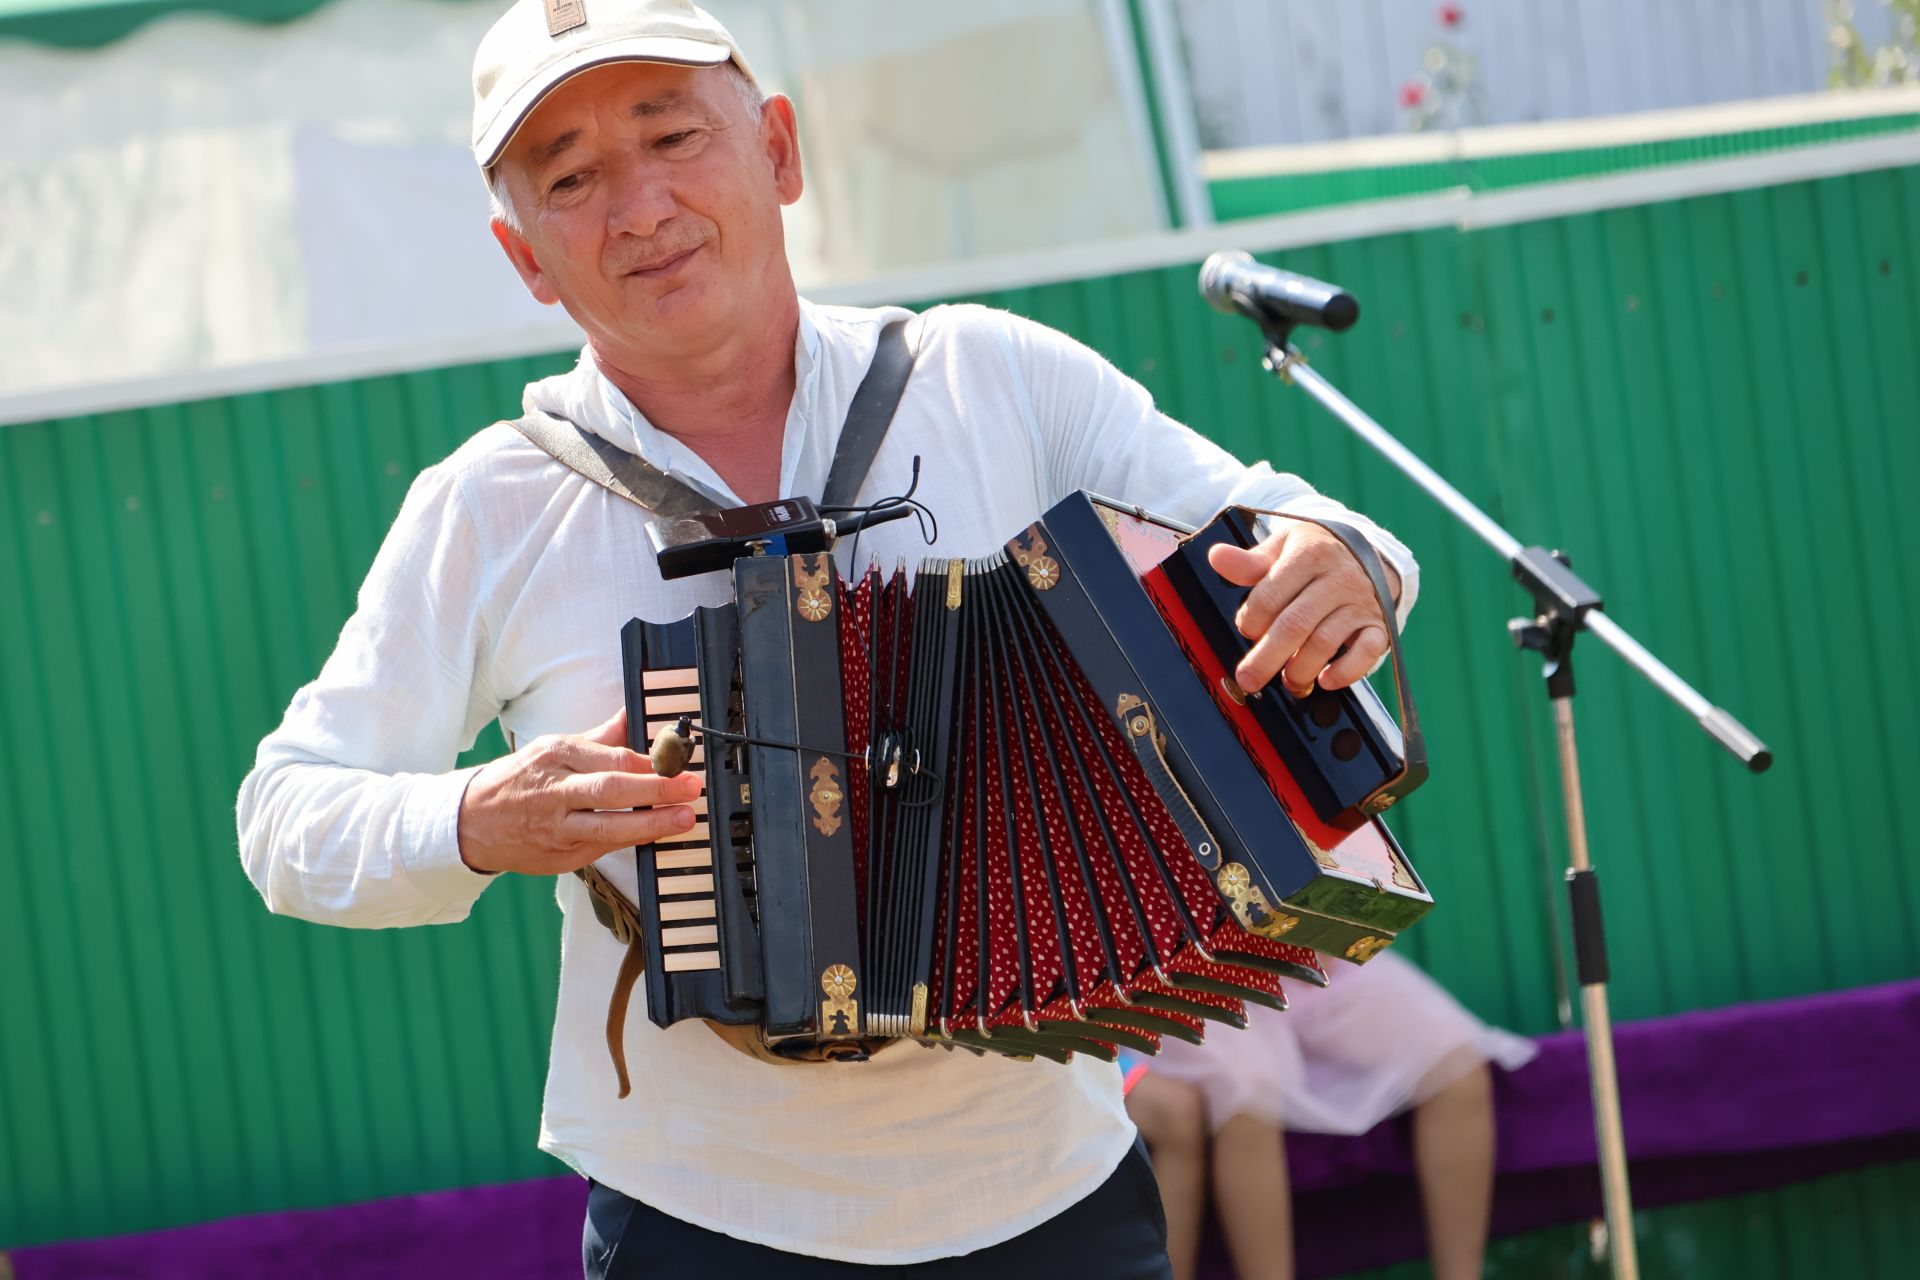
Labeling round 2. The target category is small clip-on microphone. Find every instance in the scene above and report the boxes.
[648,496,915,580]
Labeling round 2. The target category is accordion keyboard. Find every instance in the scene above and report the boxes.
[640,667,721,974]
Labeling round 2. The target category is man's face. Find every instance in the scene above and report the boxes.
[490,60,803,365]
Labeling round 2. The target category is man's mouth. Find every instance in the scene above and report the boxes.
[624,245,701,279]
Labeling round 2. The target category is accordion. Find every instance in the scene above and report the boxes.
[619,492,1431,1063]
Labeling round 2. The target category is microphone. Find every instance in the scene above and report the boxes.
[648,495,919,580]
[1199,251,1360,335]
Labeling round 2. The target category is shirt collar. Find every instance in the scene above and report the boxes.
[525,300,825,507]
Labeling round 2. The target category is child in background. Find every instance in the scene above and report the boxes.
[1124,950,1535,1280]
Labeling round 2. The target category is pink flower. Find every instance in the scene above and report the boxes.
[1438,3,1463,26]
[1399,79,1427,108]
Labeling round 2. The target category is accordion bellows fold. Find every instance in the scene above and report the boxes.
[620,492,1432,1066]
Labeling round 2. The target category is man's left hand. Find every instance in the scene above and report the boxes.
[1207,518,1400,699]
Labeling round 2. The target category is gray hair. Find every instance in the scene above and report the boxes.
[489,63,765,233]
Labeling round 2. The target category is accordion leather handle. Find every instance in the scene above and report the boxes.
[1117,694,1225,872]
[1246,509,1429,816]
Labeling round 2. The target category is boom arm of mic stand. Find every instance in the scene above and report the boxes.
[1263,341,1773,773]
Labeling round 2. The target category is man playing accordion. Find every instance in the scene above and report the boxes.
[237,1,1419,1275]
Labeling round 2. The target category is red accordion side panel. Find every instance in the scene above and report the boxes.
[1139,561,1414,896]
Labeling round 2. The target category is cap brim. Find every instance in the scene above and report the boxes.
[475,35,733,169]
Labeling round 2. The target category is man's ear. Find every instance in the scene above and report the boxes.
[492,216,561,306]
[761,94,804,205]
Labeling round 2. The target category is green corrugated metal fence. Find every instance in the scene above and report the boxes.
[3,158,1917,1258]
[1207,111,1920,221]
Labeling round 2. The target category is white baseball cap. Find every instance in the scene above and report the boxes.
[471,0,756,169]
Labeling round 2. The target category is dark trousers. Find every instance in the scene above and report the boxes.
[583,1139,1171,1278]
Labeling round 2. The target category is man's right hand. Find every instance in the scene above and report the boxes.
[457,707,704,876]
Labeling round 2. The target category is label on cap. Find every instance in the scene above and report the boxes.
[545,0,586,36]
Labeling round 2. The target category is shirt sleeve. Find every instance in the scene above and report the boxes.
[998,310,1419,629]
[235,459,503,928]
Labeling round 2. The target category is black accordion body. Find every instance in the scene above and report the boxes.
[620,492,1431,1063]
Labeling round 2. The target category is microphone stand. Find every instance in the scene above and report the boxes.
[1246,316,1771,1280]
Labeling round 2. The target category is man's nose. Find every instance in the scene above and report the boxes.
[606,160,676,238]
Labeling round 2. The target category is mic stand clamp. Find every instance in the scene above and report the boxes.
[1508,548,1602,700]
[1261,335,1309,385]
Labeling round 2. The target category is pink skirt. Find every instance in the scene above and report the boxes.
[1147,950,1537,1135]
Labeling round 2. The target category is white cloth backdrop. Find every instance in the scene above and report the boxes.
[0,0,1164,402]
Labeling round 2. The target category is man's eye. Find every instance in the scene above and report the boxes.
[659,131,698,149]
[549,173,583,196]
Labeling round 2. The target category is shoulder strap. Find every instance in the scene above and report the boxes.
[507,410,717,518]
[823,316,917,509]
[508,315,919,518]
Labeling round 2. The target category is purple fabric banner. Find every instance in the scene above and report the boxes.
[12,980,1920,1280]
[9,1179,588,1280]
[1261,978,1920,1278]
[1290,976,1920,1191]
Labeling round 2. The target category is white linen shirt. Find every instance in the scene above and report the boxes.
[236,299,1418,1264]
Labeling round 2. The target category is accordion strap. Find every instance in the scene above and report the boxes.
[1248,510,1430,816]
[506,316,917,519]
[823,316,917,508]
[507,409,717,517]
